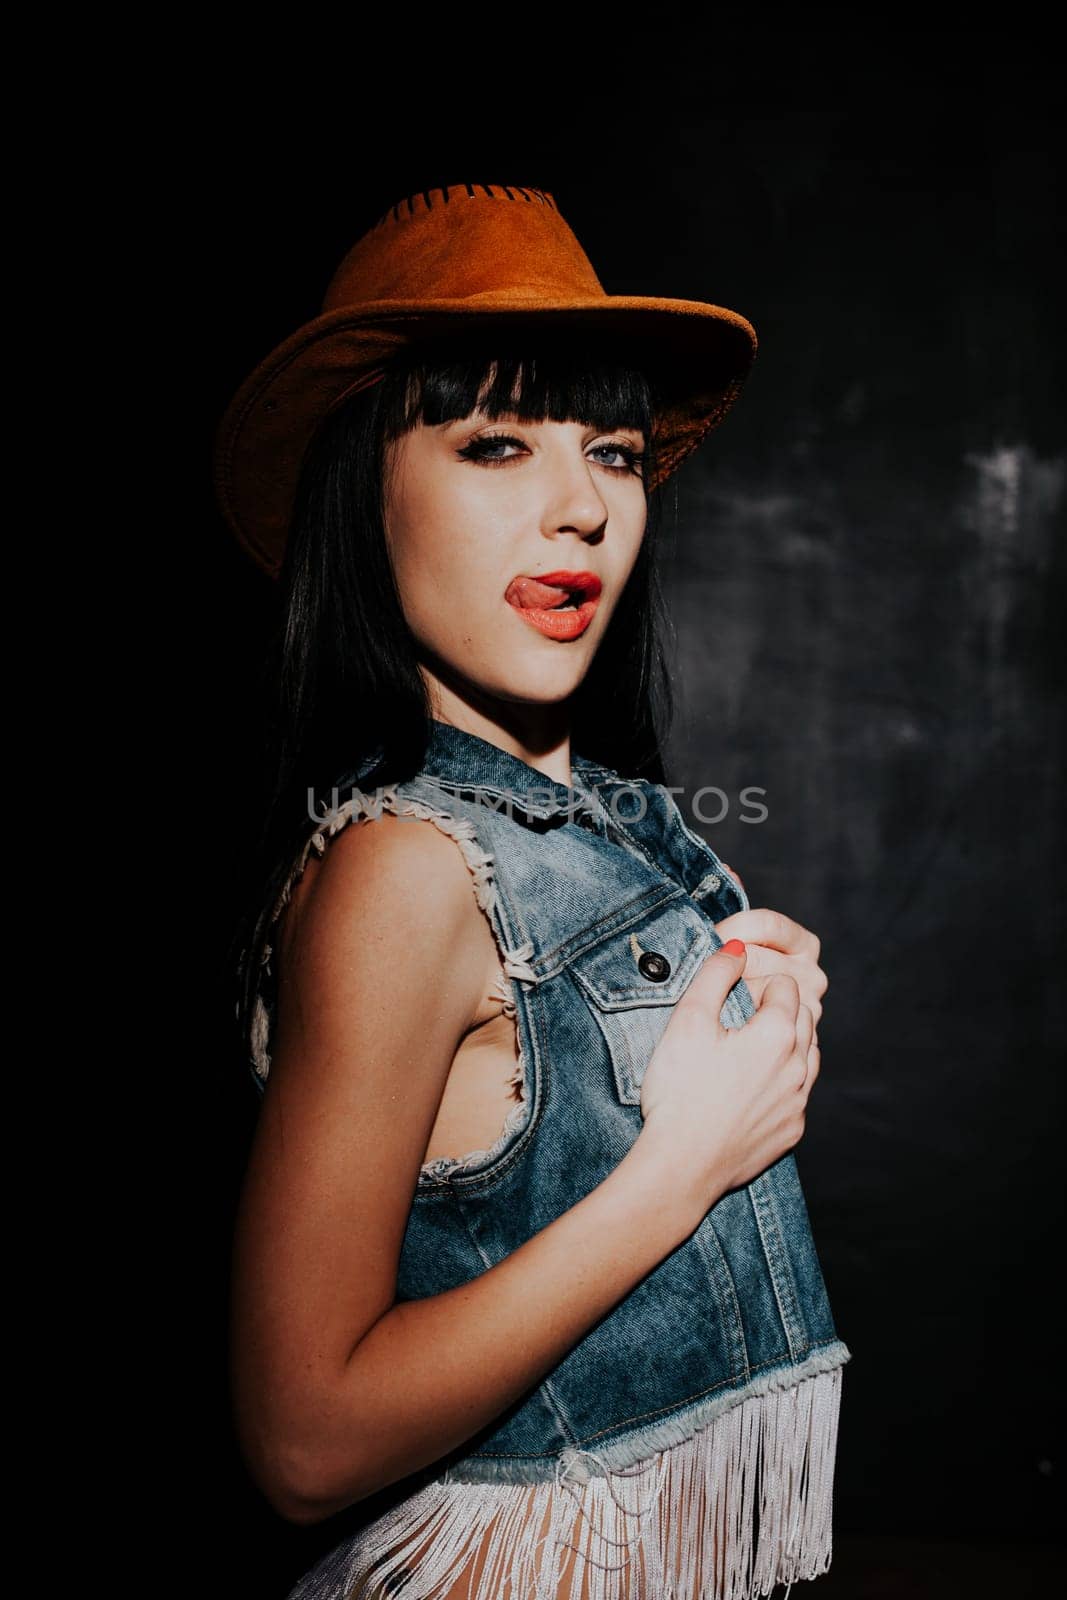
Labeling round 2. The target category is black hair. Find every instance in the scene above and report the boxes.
[230,328,678,1077]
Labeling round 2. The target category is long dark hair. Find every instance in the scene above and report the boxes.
[230,327,679,1076]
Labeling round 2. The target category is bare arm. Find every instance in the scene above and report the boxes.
[229,813,703,1526]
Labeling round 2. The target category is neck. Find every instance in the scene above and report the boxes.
[426,683,573,790]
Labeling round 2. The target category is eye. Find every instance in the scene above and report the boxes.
[589,441,646,476]
[456,431,645,476]
[455,431,526,468]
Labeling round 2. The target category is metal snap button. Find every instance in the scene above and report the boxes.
[637,950,671,982]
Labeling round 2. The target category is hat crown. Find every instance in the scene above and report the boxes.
[321,183,606,312]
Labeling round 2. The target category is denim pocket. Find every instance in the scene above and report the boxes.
[567,901,715,1106]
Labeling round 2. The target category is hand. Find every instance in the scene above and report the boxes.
[637,941,820,1217]
[713,875,828,1035]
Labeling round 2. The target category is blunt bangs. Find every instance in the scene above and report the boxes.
[377,330,657,476]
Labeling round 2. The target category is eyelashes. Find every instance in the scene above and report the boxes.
[456,430,645,477]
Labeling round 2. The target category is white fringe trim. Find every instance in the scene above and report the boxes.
[286,1364,844,1600]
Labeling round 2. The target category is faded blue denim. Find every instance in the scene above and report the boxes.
[252,718,851,1491]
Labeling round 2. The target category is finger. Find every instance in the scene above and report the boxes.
[795,1000,814,1060]
[731,966,823,1027]
[686,939,750,1024]
[712,907,818,958]
[792,1005,816,1096]
[805,1038,821,1093]
[791,1003,813,1094]
[753,972,801,1025]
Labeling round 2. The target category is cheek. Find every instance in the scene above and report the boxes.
[387,475,445,595]
[389,481,501,637]
[608,504,647,586]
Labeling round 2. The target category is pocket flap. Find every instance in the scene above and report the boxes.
[569,900,714,1010]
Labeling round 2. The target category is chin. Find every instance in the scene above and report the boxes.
[432,631,594,707]
[512,652,591,692]
[482,674,586,710]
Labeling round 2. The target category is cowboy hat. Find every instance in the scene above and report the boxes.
[212,182,758,578]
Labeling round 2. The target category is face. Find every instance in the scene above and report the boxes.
[381,402,648,719]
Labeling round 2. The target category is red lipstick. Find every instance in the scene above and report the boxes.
[504,570,602,641]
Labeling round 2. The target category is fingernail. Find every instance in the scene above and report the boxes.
[722,938,746,956]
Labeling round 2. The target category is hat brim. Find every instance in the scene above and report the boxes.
[213,294,758,578]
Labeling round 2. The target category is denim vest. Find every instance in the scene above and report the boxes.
[249,719,852,1598]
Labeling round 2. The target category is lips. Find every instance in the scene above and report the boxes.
[504,570,602,641]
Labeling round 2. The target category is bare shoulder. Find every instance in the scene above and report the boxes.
[278,808,488,995]
[268,809,495,1102]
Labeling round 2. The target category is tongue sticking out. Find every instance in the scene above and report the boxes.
[505,576,572,610]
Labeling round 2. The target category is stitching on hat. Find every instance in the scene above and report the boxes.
[370,184,557,230]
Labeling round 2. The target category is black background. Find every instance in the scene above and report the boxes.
[157,27,1064,1599]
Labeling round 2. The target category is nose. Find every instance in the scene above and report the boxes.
[539,441,609,543]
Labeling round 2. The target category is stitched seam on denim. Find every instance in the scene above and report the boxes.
[415,829,543,1190]
[752,1171,806,1354]
[580,781,656,860]
[532,883,686,979]
[438,980,551,1193]
[415,765,557,1192]
[663,797,748,910]
[416,1094,528,1188]
[587,779,666,875]
[417,770,588,822]
[747,1180,802,1362]
[424,782,561,819]
[577,997,650,1107]
[462,1339,851,1457]
[689,1214,750,1380]
[561,1340,850,1450]
[431,787,562,820]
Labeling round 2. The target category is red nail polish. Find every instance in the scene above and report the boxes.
[722,938,746,956]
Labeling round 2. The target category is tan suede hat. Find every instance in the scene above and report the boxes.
[212,182,758,579]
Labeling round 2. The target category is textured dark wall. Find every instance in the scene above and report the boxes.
[193,46,1064,1596]
[648,115,1065,1546]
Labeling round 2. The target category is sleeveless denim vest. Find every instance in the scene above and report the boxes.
[247,719,852,1600]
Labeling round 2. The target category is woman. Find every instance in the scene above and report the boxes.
[216,183,851,1600]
